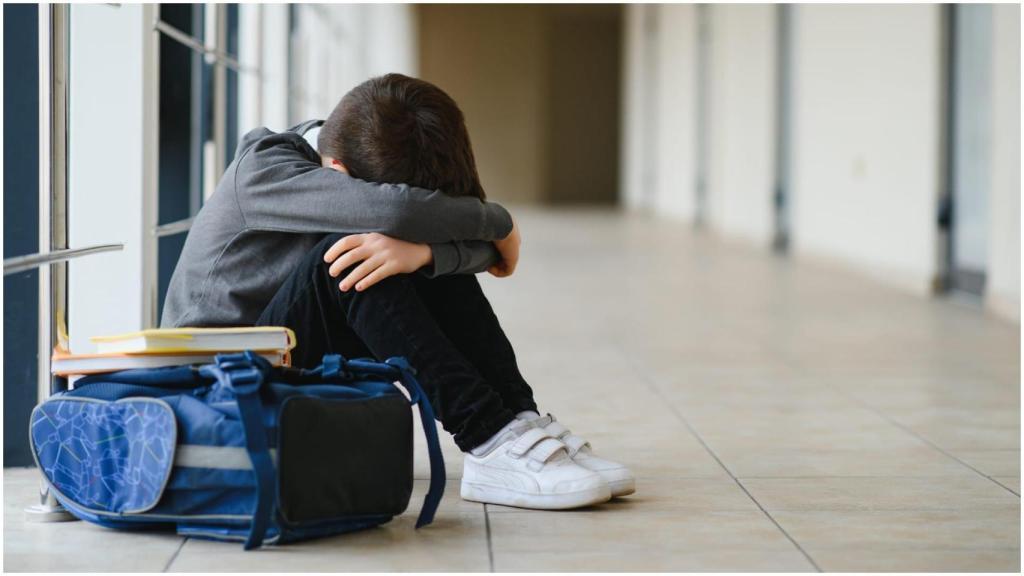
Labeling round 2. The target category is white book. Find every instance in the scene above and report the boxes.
[91,327,296,355]
[52,349,288,376]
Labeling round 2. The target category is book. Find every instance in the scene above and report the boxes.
[91,326,296,355]
[51,348,289,376]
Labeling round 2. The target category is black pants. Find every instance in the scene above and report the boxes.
[256,233,538,451]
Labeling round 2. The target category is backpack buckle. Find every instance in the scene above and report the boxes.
[213,352,267,396]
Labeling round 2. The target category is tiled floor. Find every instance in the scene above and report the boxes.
[5,208,1020,572]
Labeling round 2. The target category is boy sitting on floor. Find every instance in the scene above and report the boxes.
[162,73,634,510]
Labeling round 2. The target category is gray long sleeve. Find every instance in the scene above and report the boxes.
[425,240,502,277]
[235,128,513,244]
[161,123,510,328]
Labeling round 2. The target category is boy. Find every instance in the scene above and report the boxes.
[163,74,634,510]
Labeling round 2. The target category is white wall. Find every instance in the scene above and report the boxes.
[623,4,762,226]
[68,4,158,352]
[237,4,292,135]
[790,5,943,294]
[261,4,291,132]
[288,4,417,124]
[620,4,1019,319]
[236,4,417,138]
[986,4,1021,321]
[364,4,418,78]
[620,4,648,211]
[238,5,261,136]
[653,4,698,219]
[705,5,777,246]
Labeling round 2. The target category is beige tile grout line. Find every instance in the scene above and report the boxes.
[483,503,495,572]
[992,477,1021,496]
[620,348,824,573]
[836,388,1022,499]
[162,537,188,572]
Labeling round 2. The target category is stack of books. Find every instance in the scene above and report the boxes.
[51,327,296,376]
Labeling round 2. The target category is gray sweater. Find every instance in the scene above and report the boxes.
[161,120,512,328]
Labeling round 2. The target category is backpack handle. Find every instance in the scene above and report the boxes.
[205,351,276,550]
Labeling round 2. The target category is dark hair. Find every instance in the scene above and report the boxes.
[318,73,485,199]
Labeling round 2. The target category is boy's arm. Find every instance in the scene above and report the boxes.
[425,241,502,277]
[234,128,513,243]
[324,219,519,291]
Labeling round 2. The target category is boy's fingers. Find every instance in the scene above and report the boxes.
[329,246,370,277]
[355,263,394,292]
[339,258,382,292]
[488,261,513,278]
[323,234,364,263]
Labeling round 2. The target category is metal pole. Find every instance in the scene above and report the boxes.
[28,3,74,523]
[5,245,124,275]
[213,3,228,175]
[48,2,69,398]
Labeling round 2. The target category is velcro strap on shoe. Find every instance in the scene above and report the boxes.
[563,434,590,457]
[544,420,571,439]
[508,427,551,458]
[534,414,554,428]
[528,437,568,463]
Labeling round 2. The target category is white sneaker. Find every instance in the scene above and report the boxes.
[532,414,636,497]
[461,421,611,510]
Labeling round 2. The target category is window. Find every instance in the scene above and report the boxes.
[3,3,41,467]
[154,4,245,321]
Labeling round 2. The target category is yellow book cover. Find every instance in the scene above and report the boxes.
[51,346,290,376]
[90,326,297,355]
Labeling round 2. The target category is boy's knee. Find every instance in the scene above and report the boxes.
[341,269,417,297]
[307,233,417,299]
[304,233,353,276]
[312,233,349,261]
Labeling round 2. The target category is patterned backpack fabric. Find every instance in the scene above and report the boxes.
[29,352,445,549]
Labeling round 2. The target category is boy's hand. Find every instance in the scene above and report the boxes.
[488,218,520,278]
[324,233,432,292]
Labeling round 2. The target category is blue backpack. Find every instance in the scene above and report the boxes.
[29,351,445,549]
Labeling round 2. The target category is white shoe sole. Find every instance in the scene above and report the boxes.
[609,478,636,497]
[460,481,611,510]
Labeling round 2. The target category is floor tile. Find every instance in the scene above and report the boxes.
[742,476,1022,511]
[877,407,1020,451]
[844,377,1021,411]
[808,547,1021,572]
[488,509,803,562]
[693,413,928,451]
[772,509,1021,550]
[168,482,488,572]
[494,548,817,572]
[3,468,184,572]
[718,446,976,478]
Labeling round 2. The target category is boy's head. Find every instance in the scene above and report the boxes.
[318,73,485,199]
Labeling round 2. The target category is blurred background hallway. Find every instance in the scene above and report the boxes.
[3,3,1020,571]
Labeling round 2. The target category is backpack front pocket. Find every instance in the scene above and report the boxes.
[30,397,177,515]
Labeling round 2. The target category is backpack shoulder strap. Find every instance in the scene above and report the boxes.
[385,357,446,528]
